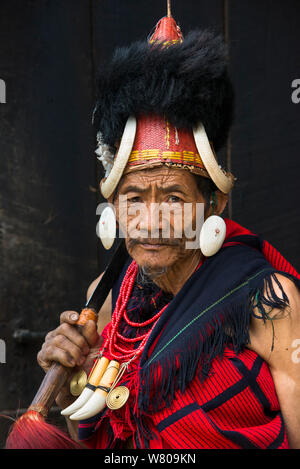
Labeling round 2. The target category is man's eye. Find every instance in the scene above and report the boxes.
[168,195,182,203]
[128,196,141,203]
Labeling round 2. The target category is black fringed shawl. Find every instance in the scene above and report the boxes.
[111,221,300,415]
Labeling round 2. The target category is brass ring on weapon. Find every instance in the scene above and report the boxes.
[106,386,130,410]
[70,370,88,396]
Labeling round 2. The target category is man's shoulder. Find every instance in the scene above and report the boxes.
[248,272,300,362]
[86,273,103,302]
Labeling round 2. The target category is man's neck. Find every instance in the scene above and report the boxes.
[152,249,204,296]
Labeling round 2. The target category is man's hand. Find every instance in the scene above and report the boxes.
[37,272,112,414]
[37,310,101,409]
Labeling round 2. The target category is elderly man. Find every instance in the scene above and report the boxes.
[37,13,300,449]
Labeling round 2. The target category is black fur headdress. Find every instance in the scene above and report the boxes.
[93,28,234,152]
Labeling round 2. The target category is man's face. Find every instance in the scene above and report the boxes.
[113,166,207,278]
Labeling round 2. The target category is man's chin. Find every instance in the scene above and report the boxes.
[140,265,168,280]
[129,245,178,270]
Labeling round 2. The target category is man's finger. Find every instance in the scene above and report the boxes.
[38,343,78,368]
[60,310,80,325]
[57,322,90,355]
[81,320,100,347]
[52,335,87,366]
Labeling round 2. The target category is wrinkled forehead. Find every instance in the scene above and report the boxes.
[116,166,199,195]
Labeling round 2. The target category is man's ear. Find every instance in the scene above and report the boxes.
[214,190,228,216]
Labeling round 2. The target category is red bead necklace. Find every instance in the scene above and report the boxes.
[102,261,169,363]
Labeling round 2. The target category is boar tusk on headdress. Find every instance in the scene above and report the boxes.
[193,123,235,194]
[100,116,137,199]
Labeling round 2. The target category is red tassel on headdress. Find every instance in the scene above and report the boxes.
[149,3,183,45]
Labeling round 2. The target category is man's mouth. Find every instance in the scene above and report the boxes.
[139,242,169,250]
[128,238,180,250]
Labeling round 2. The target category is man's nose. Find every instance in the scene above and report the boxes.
[138,203,162,238]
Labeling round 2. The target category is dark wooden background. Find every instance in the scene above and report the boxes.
[0,0,299,446]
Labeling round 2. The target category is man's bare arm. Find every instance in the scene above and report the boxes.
[249,273,300,448]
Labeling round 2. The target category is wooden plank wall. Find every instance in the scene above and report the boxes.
[0,0,299,446]
[0,0,99,444]
[229,0,300,268]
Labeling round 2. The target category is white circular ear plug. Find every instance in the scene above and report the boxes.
[199,215,226,257]
[98,206,116,250]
